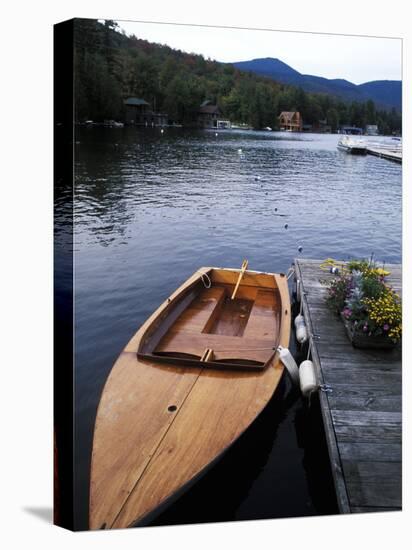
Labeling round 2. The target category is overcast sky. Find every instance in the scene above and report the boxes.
[115,20,401,84]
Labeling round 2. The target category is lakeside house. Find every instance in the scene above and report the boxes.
[197,100,222,128]
[124,97,168,126]
[278,111,302,132]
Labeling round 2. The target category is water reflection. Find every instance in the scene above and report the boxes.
[74,128,401,262]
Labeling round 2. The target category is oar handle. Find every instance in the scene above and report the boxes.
[231,259,249,300]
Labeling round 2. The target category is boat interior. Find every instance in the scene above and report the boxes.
[138,269,284,370]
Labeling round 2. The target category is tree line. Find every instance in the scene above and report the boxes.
[74,19,401,134]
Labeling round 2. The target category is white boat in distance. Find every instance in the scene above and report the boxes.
[337,136,367,155]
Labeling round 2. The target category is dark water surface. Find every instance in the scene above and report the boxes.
[73,128,401,530]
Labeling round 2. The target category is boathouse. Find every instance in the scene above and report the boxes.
[197,100,222,128]
[217,120,232,129]
[278,111,302,132]
[365,124,379,136]
[124,97,168,126]
[313,119,332,133]
[339,126,363,135]
[302,120,331,133]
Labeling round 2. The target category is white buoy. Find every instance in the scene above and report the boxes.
[238,148,242,154]
[299,360,318,397]
[160,128,164,134]
[277,346,299,386]
[294,314,308,344]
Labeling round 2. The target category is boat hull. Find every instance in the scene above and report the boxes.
[89,267,290,529]
[337,144,367,155]
[337,136,367,155]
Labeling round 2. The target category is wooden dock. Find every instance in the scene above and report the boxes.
[294,259,402,514]
[367,147,402,163]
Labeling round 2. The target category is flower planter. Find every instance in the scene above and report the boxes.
[323,260,402,349]
[340,314,398,350]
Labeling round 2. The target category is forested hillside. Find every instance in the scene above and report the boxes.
[74,19,401,133]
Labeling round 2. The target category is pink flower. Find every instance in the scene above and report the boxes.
[363,323,368,332]
[383,324,390,331]
[343,307,352,319]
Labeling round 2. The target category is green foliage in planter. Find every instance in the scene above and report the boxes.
[322,258,402,343]
[361,275,386,300]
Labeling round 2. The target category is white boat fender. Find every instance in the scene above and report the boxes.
[277,346,300,386]
[294,314,308,344]
[299,360,318,398]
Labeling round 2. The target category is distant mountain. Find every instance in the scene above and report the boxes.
[357,80,402,110]
[231,58,401,111]
[233,58,301,82]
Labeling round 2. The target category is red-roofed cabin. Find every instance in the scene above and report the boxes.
[278,111,302,132]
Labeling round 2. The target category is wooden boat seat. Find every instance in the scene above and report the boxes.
[242,289,280,339]
[153,287,280,366]
[170,286,227,334]
[155,332,275,364]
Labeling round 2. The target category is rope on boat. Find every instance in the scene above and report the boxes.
[306,335,312,360]
[286,266,295,280]
[199,272,212,288]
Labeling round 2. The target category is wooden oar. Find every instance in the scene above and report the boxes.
[231,259,249,300]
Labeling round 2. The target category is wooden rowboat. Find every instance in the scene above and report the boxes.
[89,265,291,529]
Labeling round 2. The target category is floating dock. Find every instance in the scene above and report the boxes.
[367,147,402,163]
[294,259,402,514]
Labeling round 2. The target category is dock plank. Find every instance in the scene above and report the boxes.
[328,395,401,413]
[339,442,402,462]
[334,423,401,444]
[367,147,402,163]
[343,461,401,508]
[294,258,402,514]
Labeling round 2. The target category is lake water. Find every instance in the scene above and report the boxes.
[72,128,401,530]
